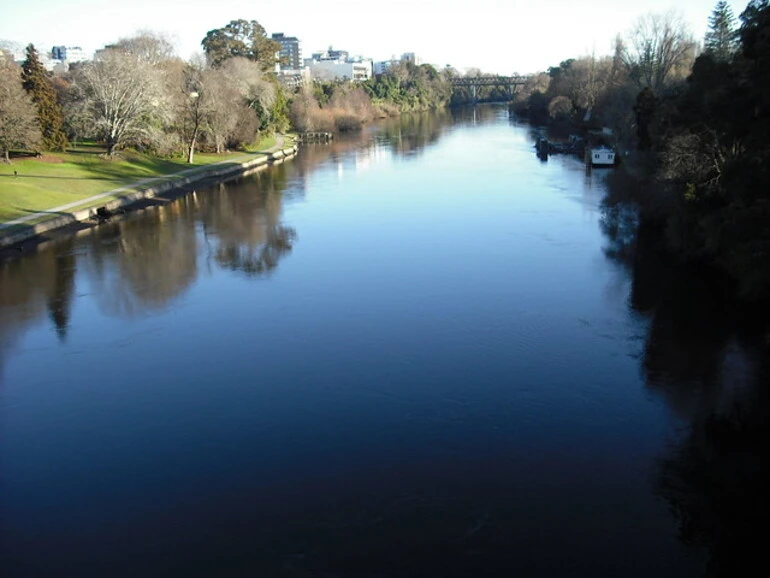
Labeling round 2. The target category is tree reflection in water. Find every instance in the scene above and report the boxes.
[376,109,450,159]
[199,166,296,277]
[1,110,442,331]
[83,200,199,318]
[601,168,770,577]
[0,238,77,381]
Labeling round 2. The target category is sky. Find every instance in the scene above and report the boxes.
[0,0,748,73]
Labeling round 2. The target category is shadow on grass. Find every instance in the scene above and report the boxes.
[14,208,76,217]
[79,155,256,184]
[0,174,121,181]
[0,208,77,229]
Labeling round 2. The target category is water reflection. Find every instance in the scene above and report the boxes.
[0,167,297,328]
[601,169,770,577]
[199,168,296,277]
[0,239,76,380]
[375,109,451,158]
[0,111,455,354]
[291,110,452,179]
[656,369,770,578]
[2,107,767,577]
[83,203,199,317]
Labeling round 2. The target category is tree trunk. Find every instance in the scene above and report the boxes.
[187,134,197,164]
[3,149,9,163]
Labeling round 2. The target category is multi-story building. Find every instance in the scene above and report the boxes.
[373,59,395,75]
[276,67,312,90]
[51,46,90,63]
[373,53,422,76]
[304,47,372,82]
[308,59,372,82]
[308,47,350,63]
[400,52,422,66]
[271,33,301,70]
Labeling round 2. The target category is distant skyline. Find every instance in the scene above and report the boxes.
[0,0,747,73]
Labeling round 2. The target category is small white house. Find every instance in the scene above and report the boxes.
[589,146,616,166]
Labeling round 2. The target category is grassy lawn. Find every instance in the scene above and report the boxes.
[0,135,283,225]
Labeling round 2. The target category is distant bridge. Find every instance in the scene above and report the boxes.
[449,76,529,102]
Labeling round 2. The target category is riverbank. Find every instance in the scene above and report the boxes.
[0,137,298,254]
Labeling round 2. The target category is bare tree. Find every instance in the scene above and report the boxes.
[201,67,242,153]
[563,55,613,111]
[113,31,177,66]
[218,57,276,124]
[0,59,41,161]
[624,12,698,93]
[74,48,164,155]
[548,95,574,120]
[517,72,550,100]
[58,80,96,144]
[177,61,213,163]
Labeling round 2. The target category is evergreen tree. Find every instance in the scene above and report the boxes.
[704,1,738,61]
[201,20,281,71]
[21,44,68,151]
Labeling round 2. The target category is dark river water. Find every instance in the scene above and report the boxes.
[1,106,768,577]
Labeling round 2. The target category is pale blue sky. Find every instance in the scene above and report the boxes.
[0,0,747,73]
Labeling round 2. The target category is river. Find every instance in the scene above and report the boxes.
[1,105,767,577]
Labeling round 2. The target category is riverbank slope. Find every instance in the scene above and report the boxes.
[0,136,297,252]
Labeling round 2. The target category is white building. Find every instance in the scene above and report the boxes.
[277,67,312,89]
[51,46,91,63]
[309,47,349,62]
[373,53,422,76]
[308,59,372,82]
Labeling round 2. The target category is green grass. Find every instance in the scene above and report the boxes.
[0,135,282,225]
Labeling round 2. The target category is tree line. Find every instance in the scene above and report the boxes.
[512,0,770,303]
[288,61,453,133]
[0,23,288,163]
[649,0,770,302]
[510,9,700,140]
[0,19,457,162]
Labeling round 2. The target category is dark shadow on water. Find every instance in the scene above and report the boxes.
[601,168,770,577]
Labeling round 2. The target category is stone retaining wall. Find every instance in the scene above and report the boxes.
[0,145,298,250]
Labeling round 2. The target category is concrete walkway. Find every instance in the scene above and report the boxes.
[0,135,286,230]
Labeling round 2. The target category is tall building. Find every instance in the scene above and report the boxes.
[51,46,90,63]
[271,33,301,70]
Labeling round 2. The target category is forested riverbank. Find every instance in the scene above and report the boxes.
[511,0,770,306]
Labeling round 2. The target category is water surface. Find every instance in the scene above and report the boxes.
[1,106,766,577]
